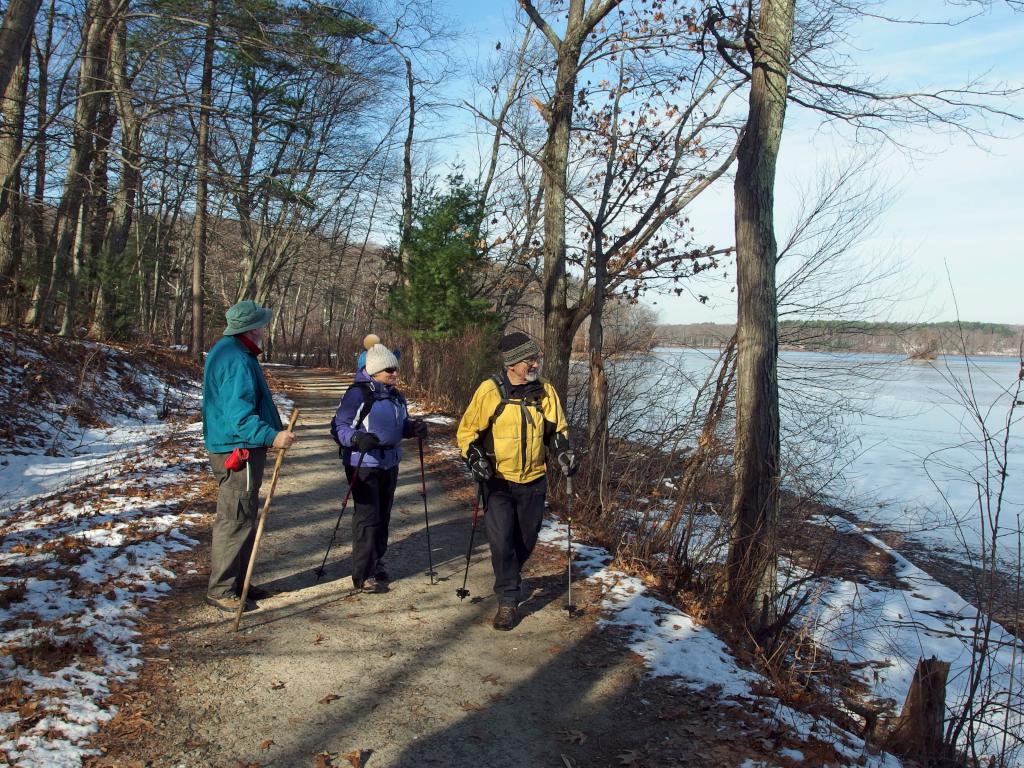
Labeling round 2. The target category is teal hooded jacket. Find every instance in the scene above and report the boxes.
[202,335,283,452]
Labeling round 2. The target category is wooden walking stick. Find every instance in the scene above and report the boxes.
[233,408,299,631]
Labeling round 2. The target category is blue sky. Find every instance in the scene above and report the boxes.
[428,0,1023,326]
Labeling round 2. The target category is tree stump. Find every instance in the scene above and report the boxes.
[882,656,951,764]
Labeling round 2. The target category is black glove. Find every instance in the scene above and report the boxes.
[550,433,578,477]
[352,432,380,452]
[556,449,579,477]
[413,419,428,438]
[465,442,493,483]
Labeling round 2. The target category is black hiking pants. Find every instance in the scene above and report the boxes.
[345,463,399,585]
[484,475,547,605]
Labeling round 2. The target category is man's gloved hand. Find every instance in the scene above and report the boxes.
[413,419,429,438]
[557,449,579,477]
[352,432,381,453]
[550,432,578,477]
[465,442,493,483]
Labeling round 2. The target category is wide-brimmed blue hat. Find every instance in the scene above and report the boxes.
[223,300,272,336]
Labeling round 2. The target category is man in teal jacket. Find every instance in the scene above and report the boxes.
[202,300,296,612]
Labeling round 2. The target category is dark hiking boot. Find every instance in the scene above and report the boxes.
[362,577,387,594]
[492,604,517,631]
[374,565,389,582]
[236,584,270,600]
[205,594,257,613]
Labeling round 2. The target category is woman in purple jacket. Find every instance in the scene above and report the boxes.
[331,344,427,592]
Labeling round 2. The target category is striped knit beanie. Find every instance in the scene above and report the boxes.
[501,332,540,367]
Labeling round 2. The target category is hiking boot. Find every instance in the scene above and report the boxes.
[236,584,270,600]
[492,604,517,631]
[374,565,389,582]
[205,594,257,613]
[362,577,387,594]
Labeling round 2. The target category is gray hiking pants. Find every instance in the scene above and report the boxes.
[207,448,267,599]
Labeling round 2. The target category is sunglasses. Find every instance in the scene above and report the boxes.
[382,367,397,374]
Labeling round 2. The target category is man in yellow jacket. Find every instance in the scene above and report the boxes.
[457,332,578,630]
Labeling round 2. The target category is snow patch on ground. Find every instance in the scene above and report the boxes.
[538,521,903,767]
[0,341,296,767]
[803,514,1024,766]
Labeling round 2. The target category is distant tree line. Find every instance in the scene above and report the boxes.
[656,321,1023,357]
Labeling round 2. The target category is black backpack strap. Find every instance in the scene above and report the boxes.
[352,381,375,431]
[486,373,509,430]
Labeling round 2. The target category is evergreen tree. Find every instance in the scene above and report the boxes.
[389,176,498,342]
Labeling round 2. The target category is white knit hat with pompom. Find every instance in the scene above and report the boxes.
[364,344,399,376]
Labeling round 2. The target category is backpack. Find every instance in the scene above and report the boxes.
[486,374,546,430]
[331,380,406,454]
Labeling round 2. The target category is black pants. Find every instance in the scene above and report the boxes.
[345,464,399,584]
[484,475,547,605]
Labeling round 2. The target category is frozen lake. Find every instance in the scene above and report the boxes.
[596,347,1024,573]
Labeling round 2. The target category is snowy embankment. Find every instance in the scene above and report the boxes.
[535,502,1024,767]
[805,515,1024,767]
[536,522,904,768]
[0,335,212,766]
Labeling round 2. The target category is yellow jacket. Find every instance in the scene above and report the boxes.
[457,375,568,484]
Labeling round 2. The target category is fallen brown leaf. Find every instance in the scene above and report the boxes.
[260,738,275,750]
[270,680,286,690]
[559,729,587,745]
[319,693,341,705]
[459,700,484,712]
[617,749,640,766]
[480,673,501,685]
[313,633,326,645]
[343,749,362,767]
[314,753,334,768]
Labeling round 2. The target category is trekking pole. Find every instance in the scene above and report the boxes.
[565,475,576,617]
[314,451,365,582]
[455,484,483,600]
[234,408,299,632]
[417,436,436,584]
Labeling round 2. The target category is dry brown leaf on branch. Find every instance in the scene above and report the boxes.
[617,750,641,766]
[319,693,341,705]
[559,729,587,745]
[260,738,275,750]
[343,749,363,767]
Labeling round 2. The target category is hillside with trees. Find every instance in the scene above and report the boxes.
[657,321,1023,357]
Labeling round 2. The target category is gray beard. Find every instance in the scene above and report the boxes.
[525,370,540,382]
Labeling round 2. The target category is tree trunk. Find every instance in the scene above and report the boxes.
[190,0,215,358]
[0,0,42,101]
[43,0,107,334]
[397,54,414,283]
[24,0,53,328]
[882,657,950,763]
[94,9,140,339]
[520,0,622,402]
[0,37,28,324]
[539,27,581,402]
[84,85,114,336]
[586,242,608,502]
[723,0,794,631]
